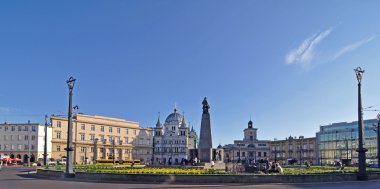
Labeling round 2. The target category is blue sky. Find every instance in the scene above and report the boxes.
[1,0,380,147]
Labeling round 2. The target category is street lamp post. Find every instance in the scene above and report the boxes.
[84,147,87,165]
[374,114,380,168]
[112,139,116,166]
[354,67,367,180]
[43,115,48,166]
[65,76,76,176]
[28,131,30,167]
[299,139,302,166]
[274,146,277,163]
[94,138,98,163]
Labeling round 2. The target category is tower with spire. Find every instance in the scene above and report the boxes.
[222,118,270,165]
[244,118,257,142]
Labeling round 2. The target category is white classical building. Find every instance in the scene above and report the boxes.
[152,109,198,165]
[0,123,52,163]
[223,119,270,164]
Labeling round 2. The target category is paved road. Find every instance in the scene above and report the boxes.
[2,166,380,189]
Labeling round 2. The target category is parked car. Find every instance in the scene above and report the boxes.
[57,160,66,165]
[368,164,379,168]
[47,161,57,166]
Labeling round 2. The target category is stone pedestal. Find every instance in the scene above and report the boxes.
[199,112,212,163]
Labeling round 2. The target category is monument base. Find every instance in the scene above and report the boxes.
[203,162,226,170]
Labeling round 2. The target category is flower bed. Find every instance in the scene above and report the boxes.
[43,165,380,175]
[73,165,227,175]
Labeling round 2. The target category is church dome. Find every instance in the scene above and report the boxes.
[165,109,183,124]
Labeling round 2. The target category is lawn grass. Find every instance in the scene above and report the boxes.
[282,166,380,175]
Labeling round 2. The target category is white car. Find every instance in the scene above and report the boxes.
[57,161,66,165]
[47,161,57,166]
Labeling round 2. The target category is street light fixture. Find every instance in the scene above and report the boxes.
[43,114,48,166]
[354,67,367,180]
[65,76,76,176]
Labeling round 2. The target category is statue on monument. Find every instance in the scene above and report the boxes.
[202,97,210,113]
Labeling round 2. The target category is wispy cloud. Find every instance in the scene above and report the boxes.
[0,107,11,114]
[332,35,376,60]
[286,28,332,67]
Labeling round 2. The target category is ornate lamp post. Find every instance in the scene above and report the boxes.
[65,76,76,176]
[354,67,367,180]
[43,114,48,166]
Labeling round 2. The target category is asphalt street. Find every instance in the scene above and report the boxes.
[1,166,380,189]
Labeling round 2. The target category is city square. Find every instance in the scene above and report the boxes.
[1,0,380,188]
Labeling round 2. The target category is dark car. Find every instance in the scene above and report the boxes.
[368,164,379,168]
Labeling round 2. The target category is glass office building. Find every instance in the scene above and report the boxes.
[316,119,378,165]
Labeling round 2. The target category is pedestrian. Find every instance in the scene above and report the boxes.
[211,160,215,169]
[275,163,283,173]
[268,162,276,173]
[335,161,342,170]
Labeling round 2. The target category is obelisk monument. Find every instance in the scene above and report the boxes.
[199,97,213,163]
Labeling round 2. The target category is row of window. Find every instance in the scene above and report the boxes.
[1,135,37,141]
[0,144,35,150]
[234,151,267,157]
[54,132,150,145]
[55,145,148,155]
[271,144,315,151]
[271,152,315,157]
[156,140,186,144]
[154,147,187,153]
[0,125,36,132]
[56,121,137,135]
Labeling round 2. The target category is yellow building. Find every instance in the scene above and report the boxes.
[270,136,317,166]
[50,114,152,164]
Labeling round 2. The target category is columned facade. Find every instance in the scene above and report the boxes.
[51,114,152,164]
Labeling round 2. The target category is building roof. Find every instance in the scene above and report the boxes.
[165,109,183,125]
